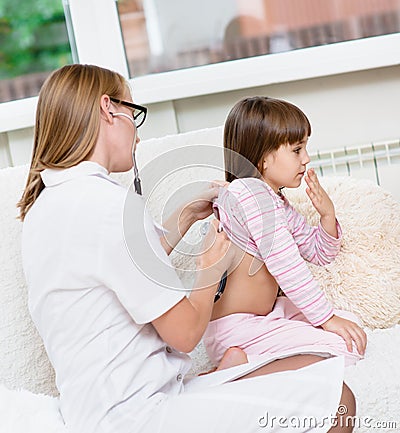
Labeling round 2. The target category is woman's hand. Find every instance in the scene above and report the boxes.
[321,314,367,356]
[183,180,229,222]
[305,168,338,238]
[196,219,233,276]
[160,180,229,255]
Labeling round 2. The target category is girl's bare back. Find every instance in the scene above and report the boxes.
[211,246,279,321]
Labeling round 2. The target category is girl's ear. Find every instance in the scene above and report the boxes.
[262,150,276,168]
[258,153,268,172]
[262,159,268,171]
[259,151,276,176]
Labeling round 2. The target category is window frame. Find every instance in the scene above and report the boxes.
[0,0,399,133]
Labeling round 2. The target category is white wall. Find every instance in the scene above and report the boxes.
[137,63,400,154]
[0,64,399,169]
[132,33,400,153]
[172,65,400,151]
[1,4,398,170]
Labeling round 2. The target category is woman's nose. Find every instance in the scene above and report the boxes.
[303,150,310,165]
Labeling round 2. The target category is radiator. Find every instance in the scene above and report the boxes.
[309,138,400,202]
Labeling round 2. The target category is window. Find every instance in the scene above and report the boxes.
[116,0,400,79]
[1,0,399,137]
[0,0,73,103]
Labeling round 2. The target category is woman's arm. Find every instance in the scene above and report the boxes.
[159,204,196,255]
[152,219,234,352]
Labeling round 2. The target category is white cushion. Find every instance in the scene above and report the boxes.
[285,176,400,329]
[0,165,58,396]
[1,126,399,398]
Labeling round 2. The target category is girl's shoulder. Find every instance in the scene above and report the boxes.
[224,178,282,215]
[230,176,266,189]
[229,177,276,199]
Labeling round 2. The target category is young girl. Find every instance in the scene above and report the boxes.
[204,96,367,369]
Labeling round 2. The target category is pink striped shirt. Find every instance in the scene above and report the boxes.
[213,178,342,326]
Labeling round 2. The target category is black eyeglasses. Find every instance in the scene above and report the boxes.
[110,97,148,128]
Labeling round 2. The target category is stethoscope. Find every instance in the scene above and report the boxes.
[110,111,142,195]
[113,109,227,299]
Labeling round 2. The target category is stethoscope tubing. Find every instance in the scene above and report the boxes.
[110,111,142,195]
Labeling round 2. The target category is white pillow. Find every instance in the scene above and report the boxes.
[1,154,398,397]
[285,176,400,329]
[0,165,58,396]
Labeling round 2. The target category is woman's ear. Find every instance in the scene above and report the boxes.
[100,94,113,122]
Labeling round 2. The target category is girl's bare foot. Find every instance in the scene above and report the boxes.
[216,347,248,371]
[198,347,249,376]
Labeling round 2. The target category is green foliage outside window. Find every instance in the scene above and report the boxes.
[0,0,72,80]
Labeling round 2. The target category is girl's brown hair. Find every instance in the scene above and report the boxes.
[17,64,129,221]
[224,96,311,182]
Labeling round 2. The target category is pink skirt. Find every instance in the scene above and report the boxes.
[203,297,363,367]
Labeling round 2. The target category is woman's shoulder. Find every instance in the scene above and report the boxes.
[69,174,146,230]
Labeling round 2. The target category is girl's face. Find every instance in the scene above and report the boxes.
[260,135,310,192]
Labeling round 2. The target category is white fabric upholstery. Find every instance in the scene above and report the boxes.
[0,165,58,396]
[0,126,399,432]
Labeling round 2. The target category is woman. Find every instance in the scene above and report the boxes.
[18,64,355,433]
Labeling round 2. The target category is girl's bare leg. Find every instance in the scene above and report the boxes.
[328,383,356,433]
[201,350,356,432]
[238,354,355,433]
[237,353,322,379]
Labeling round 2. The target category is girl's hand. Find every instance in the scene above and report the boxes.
[321,314,367,356]
[304,169,334,219]
[305,169,338,238]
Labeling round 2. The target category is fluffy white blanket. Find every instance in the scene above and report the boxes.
[1,126,399,431]
[1,326,399,433]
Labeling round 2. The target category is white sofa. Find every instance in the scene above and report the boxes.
[1,126,400,432]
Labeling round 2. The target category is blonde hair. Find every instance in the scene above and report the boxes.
[224,96,311,182]
[18,64,129,221]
